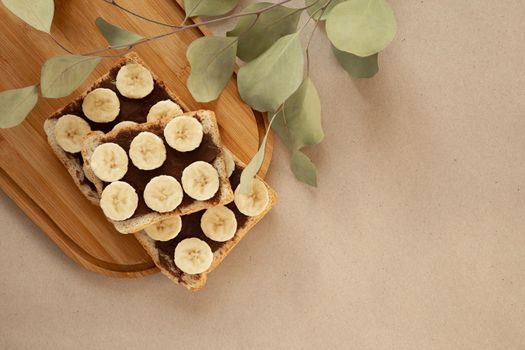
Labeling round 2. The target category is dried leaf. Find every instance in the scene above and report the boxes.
[238,33,304,112]
[332,45,379,78]
[272,78,324,150]
[227,2,301,62]
[40,55,102,98]
[326,0,396,57]
[1,0,54,33]
[238,113,277,194]
[0,85,39,128]
[187,37,237,102]
[291,150,317,187]
[95,17,143,48]
[271,78,324,186]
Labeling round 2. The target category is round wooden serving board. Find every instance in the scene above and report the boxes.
[0,0,273,278]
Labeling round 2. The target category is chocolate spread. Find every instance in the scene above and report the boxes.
[60,65,172,134]
[155,166,249,279]
[57,62,174,187]
[102,121,221,219]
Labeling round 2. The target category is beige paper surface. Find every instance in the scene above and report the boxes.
[1,0,524,348]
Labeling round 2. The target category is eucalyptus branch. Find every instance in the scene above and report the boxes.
[102,0,296,29]
[82,0,302,57]
[49,0,320,57]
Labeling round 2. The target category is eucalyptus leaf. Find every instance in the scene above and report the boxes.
[1,0,54,33]
[272,78,324,150]
[332,45,379,78]
[227,2,301,62]
[95,17,143,48]
[291,150,317,187]
[41,55,102,98]
[184,0,239,17]
[326,0,396,57]
[238,113,276,194]
[187,37,237,102]
[238,33,304,112]
[0,85,39,128]
[306,0,346,20]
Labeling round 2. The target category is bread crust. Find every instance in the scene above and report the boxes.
[81,110,234,234]
[133,157,277,291]
[43,52,189,205]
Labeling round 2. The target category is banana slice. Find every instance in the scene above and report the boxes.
[144,216,182,241]
[54,114,91,153]
[129,131,166,170]
[82,88,120,123]
[91,143,129,182]
[116,63,154,99]
[201,206,237,242]
[147,100,183,123]
[164,116,203,152]
[143,175,183,213]
[234,178,269,217]
[181,161,219,201]
[112,121,138,132]
[174,238,213,275]
[223,148,235,178]
[100,181,138,221]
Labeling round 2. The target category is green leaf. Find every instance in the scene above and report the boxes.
[1,0,54,33]
[291,150,317,187]
[272,78,324,150]
[227,2,301,62]
[271,78,323,186]
[326,0,396,57]
[95,17,143,48]
[0,85,39,128]
[306,0,346,20]
[238,113,277,194]
[184,0,239,17]
[332,45,379,78]
[238,33,304,112]
[41,55,102,98]
[187,37,237,103]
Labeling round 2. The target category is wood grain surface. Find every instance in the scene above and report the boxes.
[0,0,273,278]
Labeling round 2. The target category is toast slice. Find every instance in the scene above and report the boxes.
[82,110,233,234]
[134,158,277,291]
[44,52,189,205]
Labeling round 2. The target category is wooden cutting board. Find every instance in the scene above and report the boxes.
[0,0,273,278]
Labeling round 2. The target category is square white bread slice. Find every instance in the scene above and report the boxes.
[43,52,188,205]
[134,158,277,291]
[82,110,233,234]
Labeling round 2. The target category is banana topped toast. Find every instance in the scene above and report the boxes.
[81,110,233,234]
[134,153,277,291]
[44,52,187,204]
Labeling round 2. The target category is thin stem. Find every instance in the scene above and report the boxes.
[304,0,334,74]
[179,0,295,28]
[299,0,329,32]
[82,0,299,57]
[102,0,295,29]
[50,35,74,54]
